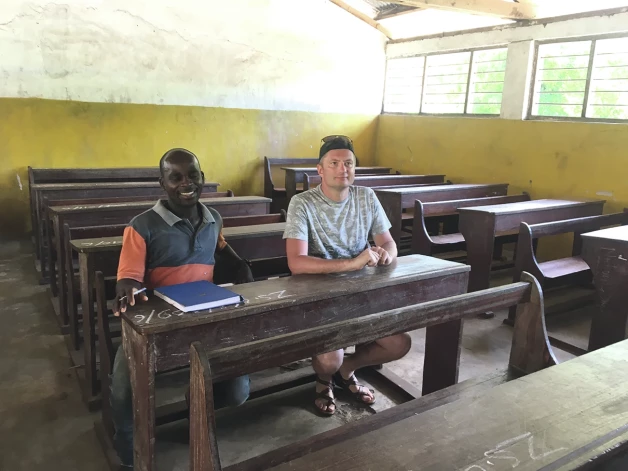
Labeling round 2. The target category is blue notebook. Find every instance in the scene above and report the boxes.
[154,281,242,312]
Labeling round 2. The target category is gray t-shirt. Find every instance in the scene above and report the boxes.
[283,185,392,259]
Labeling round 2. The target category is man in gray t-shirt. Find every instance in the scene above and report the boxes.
[283,135,411,416]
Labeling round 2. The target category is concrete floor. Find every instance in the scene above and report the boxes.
[0,238,625,470]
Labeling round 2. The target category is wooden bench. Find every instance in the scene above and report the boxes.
[263,158,319,212]
[375,184,510,246]
[188,272,556,471]
[68,222,289,408]
[507,212,628,346]
[412,194,531,257]
[303,174,446,192]
[282,166,392,200]
[47,197,270,332]
[582,225,628,351]
[32,182,220,279]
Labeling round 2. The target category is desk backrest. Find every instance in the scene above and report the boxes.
[189,272,556,470]
[29,166,161,185]
[263,157,319,196]
[44,191,233,211]
[304,174,445,191]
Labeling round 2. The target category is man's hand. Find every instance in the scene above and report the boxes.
[113,278,148,316]
[371,246,393,266]
[353,248,380,270]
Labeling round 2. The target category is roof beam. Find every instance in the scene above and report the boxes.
[374,6,421,21]
[385,0,537,20]
[329,0,393,38]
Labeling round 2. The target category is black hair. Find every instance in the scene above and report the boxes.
[159,148,200,176]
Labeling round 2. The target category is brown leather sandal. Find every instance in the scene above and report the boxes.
[333,372,376,405]
[314,377,336,416]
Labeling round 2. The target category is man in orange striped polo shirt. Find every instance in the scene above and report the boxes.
[111,148,252,468]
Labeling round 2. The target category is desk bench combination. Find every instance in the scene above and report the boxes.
[117,255,471,470]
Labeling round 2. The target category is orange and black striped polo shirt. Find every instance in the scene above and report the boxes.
[117,200,226,289]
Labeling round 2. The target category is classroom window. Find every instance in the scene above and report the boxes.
[530,36,628,121]
[383,47,507,115]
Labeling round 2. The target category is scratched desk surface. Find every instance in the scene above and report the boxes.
[121,255,469,335]
[582,225,628,242]
[270,339,628,471]
[69,222,287,253]
[49,196,271,213]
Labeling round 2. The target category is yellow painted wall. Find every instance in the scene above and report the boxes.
[377,114,628,258]
[0,98,378,236]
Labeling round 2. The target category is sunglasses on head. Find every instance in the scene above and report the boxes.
[321,135,353,145]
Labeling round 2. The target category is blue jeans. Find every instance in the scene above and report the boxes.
[110,345,250,467]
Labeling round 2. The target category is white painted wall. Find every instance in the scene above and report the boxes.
[0,0,387,113]
[387,9,628,58]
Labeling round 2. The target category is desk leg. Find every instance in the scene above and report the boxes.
[459,213,496,293]
[80,253,98,396]
[583,245,628,351]
[285,172,297,203]
[55,216,69,326]
[67,243,79,351]
[123,322,156,471]
[48,216,58,297]
[422,319,463,395]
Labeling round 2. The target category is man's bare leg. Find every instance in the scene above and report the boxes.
[312,349,343,414]
[338,333,412,403]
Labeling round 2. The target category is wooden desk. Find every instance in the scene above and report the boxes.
[48,196,270,329]
[376,184,509,245]
[458,199,604,293]
[268,339,628,471]
[69,222,287,403]
[281,167,391,200]
[582,225,628,351]
[120,255,470,471]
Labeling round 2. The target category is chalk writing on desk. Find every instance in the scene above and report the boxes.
[254,290,294,301]
[461,432,566,471]
[134,309,185,325]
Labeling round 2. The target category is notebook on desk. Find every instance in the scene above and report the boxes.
[154,280,242,312]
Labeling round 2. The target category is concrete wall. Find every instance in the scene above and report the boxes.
[1,0,386,113]
[0,0,387,235]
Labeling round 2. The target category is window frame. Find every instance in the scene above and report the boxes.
[527,32,628,123]
[382,44,509,117]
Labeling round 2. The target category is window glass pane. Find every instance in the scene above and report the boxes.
[468,48,507,115]
[383,57,424,113]
[586,37,628,119]
[532,41,592,118]
[422,51,470,114]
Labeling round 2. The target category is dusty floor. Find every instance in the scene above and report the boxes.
[0,238,626,470]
